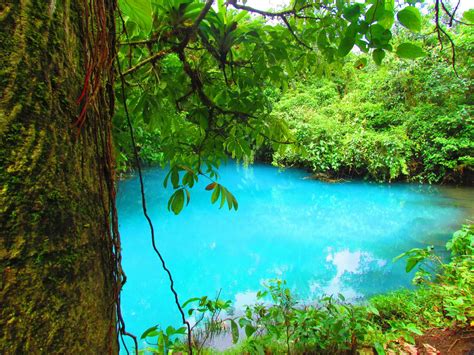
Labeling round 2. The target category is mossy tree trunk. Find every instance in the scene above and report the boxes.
[1,0,120,353]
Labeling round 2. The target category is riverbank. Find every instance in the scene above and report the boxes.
[143,224,474,354]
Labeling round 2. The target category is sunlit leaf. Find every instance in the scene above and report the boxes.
[397,6,422,32]
[119,0,153,33]
[463,9,474,23]
[396,43,426,59]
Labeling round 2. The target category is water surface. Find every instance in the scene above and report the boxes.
[117,162,473,346]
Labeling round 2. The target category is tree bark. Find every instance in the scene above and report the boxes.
[1,0,119,353]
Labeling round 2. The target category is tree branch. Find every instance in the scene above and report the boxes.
[227,1,316,18]
[281,16,312,50]
[122,48,172,76]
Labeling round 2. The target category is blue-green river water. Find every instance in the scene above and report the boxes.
[117,162,473,348]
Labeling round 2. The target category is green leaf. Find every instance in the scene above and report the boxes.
[463,9,474,23]
[365,3,386,23]
[354,57,368,69]
[226,189,233,209]
[230,319,239,344]
[171,169,180,189]
[165,326,175,336]
[338,25,357,56]
[372,48,385,65]
[378,10,395,29]
[198,114,208,130]
[367,304,380,316]
[343,4,361,22]
[174,326,187,335]
[374,342,386,355]
[367,24,392,46]
[185,189,190,206]
[406,323,423,335]
[141,326,158,339]
[119,0,153,33]
[317,30,329,49]
[396,43,426,59]
[211,185,220,204]
[171,189,185,215]
[163,170,171,189]
[245,324,256,337]
[219,187,227,208]
[405,257,419,272]
[182,297,200,308]
[397,6,422,32]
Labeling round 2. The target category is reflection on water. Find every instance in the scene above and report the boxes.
[321,249,388,300]
[117,162,473,346]
[234,291,259,309]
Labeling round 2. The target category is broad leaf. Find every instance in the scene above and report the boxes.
[343,4,361,22]
[397,6,422,32]
[463,9,474,23]
[396,43,426,59]
[372,48,385,65]
[170,189,185,215]
[119,0,153,33]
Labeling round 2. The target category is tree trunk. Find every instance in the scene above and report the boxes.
[1,0,119,353]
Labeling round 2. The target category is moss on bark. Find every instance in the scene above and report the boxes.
[1,0,118,353]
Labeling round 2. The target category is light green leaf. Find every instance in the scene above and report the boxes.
[405,257,419,272]
[374,342,386,355]
[406,323,423,335]
[463,9,474,23]
[119,0,153,33]
[365,3,386,23]
[397,6,422,32]
[396,43,426,59]
[141,326,158,339]
[378,10,395,29]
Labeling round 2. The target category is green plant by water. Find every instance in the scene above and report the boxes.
[138,224,473,354]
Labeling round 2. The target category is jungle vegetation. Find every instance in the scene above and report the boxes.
[0,0,473,354]
[115,10,473,185]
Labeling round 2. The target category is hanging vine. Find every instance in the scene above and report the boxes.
[76,0,138,353]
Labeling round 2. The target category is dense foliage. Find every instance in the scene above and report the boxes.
[140,224,474,354]
[273,27,473,183]
[115,1,473,186]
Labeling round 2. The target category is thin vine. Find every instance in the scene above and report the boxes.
[77,0,138,353]
[115,13,193,355]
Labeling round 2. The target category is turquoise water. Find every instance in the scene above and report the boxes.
[117,162,473,347]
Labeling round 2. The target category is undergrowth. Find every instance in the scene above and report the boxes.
[140,223,473,354]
